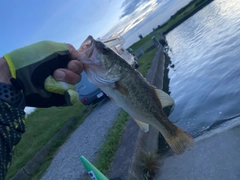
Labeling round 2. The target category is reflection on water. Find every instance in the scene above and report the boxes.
[165,0,240,136]
[216,0,240,22]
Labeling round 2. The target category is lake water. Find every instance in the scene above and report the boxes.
[164,0,240,136]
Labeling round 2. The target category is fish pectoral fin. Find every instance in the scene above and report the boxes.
[114,81,129,95]
[134,119,149,132]
[155,89,174,108]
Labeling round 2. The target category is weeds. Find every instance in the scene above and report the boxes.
[93,110,129,175]
[139,151,160,180]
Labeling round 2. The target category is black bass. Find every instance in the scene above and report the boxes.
[78,36,193,154]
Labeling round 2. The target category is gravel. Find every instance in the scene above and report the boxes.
[41,99,120,180]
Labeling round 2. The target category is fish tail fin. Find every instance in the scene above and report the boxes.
[164,126,194,154]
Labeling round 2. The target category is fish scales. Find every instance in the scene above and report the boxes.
[78,36,194,154]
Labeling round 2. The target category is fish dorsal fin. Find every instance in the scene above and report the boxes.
[134,119,149,132]
[155,89,174,108]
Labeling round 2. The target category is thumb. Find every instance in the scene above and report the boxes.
[44,76,79,105]
[44,76,76,94]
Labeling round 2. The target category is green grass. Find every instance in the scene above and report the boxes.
[6,102,90,180]
[137,49,158,77]
[129,34,154,51]
[28,104,92,180]
[92,110,129,175]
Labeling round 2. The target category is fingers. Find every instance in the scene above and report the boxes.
[67,60,83,74]
[54,44,84,84]
[53,68,82,84]
[53,60,84,84]
[67,44,81,59]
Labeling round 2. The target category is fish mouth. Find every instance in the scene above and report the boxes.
[77,35,109,70]
[78,35,95,60]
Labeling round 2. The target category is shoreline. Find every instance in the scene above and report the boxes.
[163,0,214,34]
[129,0,214,52]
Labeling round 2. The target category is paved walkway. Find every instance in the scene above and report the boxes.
[41,99,120,180]
[156,118,240,180]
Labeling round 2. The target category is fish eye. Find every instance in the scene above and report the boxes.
[102,47,110,54]
[96,41,110,54]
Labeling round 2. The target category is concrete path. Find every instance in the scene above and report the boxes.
[156,118,240,180]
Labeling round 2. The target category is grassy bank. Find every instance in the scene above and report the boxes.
[138,48,158,77]
[157,0,213,33]
[92,110,129,176]
[6,102,90,179]
[129,33,156,52]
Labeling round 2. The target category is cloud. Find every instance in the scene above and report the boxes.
[120,0,146,18]
[103,0,159,38]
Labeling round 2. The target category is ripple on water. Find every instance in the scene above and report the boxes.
[166,0,240,135]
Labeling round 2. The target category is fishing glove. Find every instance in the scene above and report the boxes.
[4,41,79,107]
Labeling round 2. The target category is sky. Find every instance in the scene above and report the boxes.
[0,0,191,55]
[1,0,191,113]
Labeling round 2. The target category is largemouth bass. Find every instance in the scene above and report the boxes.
[78,36,193,154]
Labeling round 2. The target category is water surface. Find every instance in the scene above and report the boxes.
[165,0,240,136]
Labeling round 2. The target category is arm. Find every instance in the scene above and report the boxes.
[0,57,26,179]
[0,41,83,179]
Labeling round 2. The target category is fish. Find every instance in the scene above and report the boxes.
[77,36,194,154]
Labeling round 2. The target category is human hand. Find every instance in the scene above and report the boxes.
[2,41,83,107]
[53,44,83,84]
